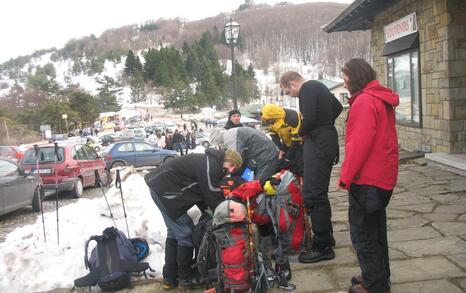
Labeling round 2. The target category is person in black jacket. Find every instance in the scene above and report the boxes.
[280,71,343,264]
[172,129,185,155]
[145,148,243,290]
[224,109,244,130]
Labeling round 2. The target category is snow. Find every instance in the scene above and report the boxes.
[0,168,202,293]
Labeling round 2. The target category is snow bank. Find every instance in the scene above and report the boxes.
[0,170,180,293]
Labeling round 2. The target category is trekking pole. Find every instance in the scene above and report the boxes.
[95,169,117,227]
[115,169,130,238]
[34,144,46,243]
[54,142,60,245]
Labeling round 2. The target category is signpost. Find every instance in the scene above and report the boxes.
[62,114,69,134]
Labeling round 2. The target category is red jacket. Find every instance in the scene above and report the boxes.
[339,80,399,191]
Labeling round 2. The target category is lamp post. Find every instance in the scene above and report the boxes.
[224,17,240,109]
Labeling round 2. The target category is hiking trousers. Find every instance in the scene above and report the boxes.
[302,126,339,248]
[150,188,194,247]
[349,184,392,293]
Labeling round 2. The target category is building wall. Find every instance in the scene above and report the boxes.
[368,0,466,153]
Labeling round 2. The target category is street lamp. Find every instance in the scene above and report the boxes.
[225,17,240,109]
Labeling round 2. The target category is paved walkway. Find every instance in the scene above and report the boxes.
[46,159,466,293]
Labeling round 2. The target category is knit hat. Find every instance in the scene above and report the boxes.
[223,149,243,169]
[228,109,241,120]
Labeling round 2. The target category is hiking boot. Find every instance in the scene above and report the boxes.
[298,246,335,263]
[348,284,390,293]
[161,278,177,291]
[351,275,363,286]
[178,275,205,291]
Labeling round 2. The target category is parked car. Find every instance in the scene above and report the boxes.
[101,134,121,146]
[0,158,44,216]
[162,121,178,133]
[132,128,147,141]
[0,145,26,162]
[102,141,178,169]
[20,143,109,198]
[48,134,68,143]
[196,132,210,148]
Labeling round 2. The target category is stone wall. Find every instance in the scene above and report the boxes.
[369,0,466,153]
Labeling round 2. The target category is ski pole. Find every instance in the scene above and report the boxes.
[115,169,130,238]
[95,169,117,227]
[54,142,60,245]
[34,144,46,243]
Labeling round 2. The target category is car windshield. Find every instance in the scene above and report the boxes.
[22,147,65,164]
[102,145,113,155]
[0,160,18,177]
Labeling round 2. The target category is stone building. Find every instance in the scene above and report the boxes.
[323,0,466,154]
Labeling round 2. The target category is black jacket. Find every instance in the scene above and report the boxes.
[298,80,343,136]
[172,132,185,144]
[144,148,225,220]
[224,120,243,130]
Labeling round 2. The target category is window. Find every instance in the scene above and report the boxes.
[117,143,134,152]
[387,50,421,126]
[134,143,154,152]
[83,145,98,160]
[0,160,19,177]
[73,145,88,160]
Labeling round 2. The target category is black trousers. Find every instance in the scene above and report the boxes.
[302,126,339,248]
[349,184,392,293]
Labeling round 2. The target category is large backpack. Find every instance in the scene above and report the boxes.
[266,171,305,252]
[74,227,150,291]
[197,200,254,293]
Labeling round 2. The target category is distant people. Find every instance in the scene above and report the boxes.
[155,132,166,149]
[185,131,191,154]
[280,71,342,264]
[90,128,94,136]
[95,128,99,137]
[190,131,196,149]
[224,109,243,130]
[148,131,157,145]
[191,120,198,132]
[183,123,187,132]
[79,129,83,136]
[338,58,399,293]
[172,130,185,156]
[165,132,173,150]
[261,104,303,177]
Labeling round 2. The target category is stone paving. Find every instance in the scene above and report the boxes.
[45,159,464,293]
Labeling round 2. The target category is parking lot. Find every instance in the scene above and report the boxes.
[0,187,103,243]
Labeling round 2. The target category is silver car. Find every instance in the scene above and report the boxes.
[0,158,43,216]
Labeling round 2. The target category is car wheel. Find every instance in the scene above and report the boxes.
[111,161,126,169]
[202,141,210,148]
[32,186,43,212]
[94,145,101,152]
[98,170,111,187]
[72,178,84,198]
[163,156,174,164]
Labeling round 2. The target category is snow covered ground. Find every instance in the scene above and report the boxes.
[0,166,201,293]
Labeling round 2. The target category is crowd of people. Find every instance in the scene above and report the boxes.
[144,58,399,293]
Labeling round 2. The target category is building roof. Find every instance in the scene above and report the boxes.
[323,0,397,33]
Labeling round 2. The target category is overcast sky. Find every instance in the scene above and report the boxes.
[0,0,351,63]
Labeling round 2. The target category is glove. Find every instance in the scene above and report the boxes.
[263,180,276,196]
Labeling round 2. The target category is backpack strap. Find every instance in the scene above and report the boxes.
[84,235,102,269]
[120,260,150,273]
[74,270,101,288]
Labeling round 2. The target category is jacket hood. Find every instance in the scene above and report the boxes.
[261,104,285,121]
[350,80,399,107]
[209,127,225,148]
[205,147,224,164]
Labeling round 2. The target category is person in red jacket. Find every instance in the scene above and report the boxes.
[338,58,399,293]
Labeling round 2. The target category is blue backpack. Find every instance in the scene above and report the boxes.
[74,227,150,291]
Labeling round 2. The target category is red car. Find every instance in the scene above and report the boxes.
[20,143,110,198]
